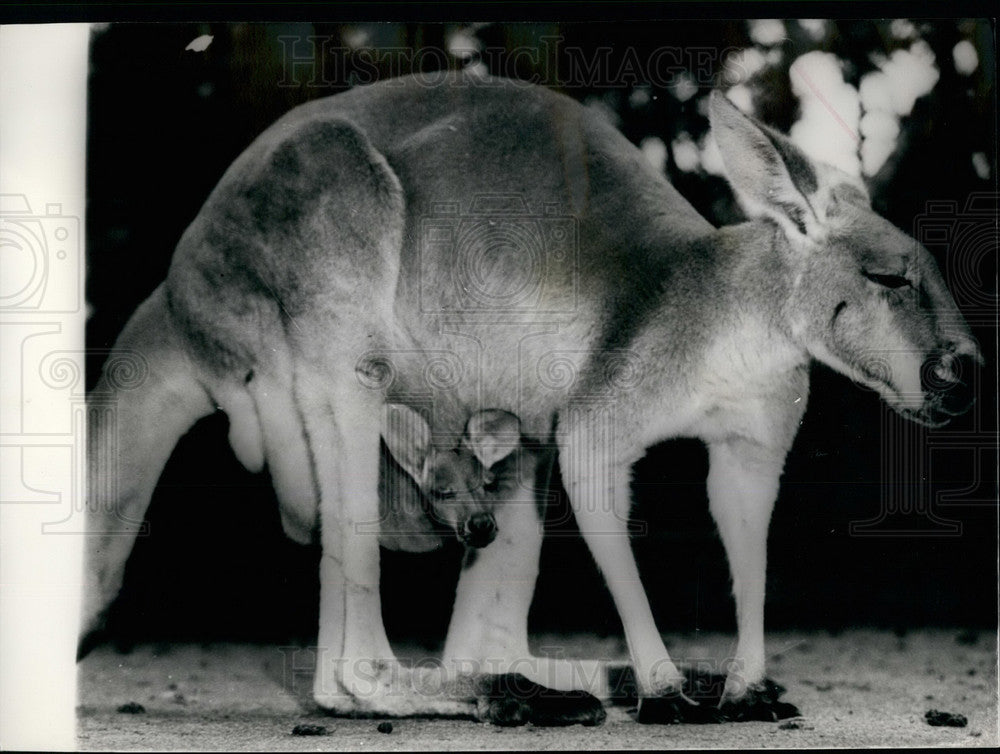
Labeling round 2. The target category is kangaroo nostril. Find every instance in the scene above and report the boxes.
[462,512,498,548]
[922,352,977,416]
[469,512,496,536]
[921,352,956,393]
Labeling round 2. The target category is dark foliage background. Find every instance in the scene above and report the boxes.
[85,20,997,648]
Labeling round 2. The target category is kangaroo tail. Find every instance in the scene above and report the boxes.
[80,284,214,658]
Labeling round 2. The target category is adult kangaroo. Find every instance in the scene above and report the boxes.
[81,71,980,724]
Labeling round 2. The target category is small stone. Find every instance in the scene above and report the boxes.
[291,723,328,736]
[377,721,394,734]
[924,709,967,728]
[116,702,145,714]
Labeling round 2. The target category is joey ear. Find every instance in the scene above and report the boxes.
[708,90,820,239]
[381,403,432,485]
[463,410,521,469]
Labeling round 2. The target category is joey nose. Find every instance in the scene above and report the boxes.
[462,512,498,549]
[922,352,977,417]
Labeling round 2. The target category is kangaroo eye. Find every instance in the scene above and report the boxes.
[863,271,911,289]
[480,470,500,494]
[430,489,456,501]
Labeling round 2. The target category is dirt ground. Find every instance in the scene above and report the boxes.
[78,629,997,750]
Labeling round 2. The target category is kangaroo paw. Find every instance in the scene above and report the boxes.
[718,678,801,722]
[475,674,532,726]
[635,667,745,725]
[527,689,606,727]
[475,673,606,727]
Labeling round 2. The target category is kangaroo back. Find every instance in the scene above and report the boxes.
[162,72,717,442]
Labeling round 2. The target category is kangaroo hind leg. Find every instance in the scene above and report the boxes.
[304,370,474,718]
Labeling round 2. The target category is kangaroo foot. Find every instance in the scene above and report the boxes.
[635,688,711,724]
[718,678,801,722]
[637,670,799,724]
[475,673,606,727]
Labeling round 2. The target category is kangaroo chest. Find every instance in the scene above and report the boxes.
[638,317,810,452]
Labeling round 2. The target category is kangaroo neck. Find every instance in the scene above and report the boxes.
[638,218,806,380]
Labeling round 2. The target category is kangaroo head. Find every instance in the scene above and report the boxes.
[709,91,982,427]
[381,404,529,547]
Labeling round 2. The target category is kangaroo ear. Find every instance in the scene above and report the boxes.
[463,410,520,469]
[709,90,821,239]
[381,403,432,486]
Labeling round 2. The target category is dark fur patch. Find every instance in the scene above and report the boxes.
[777,201,808,235]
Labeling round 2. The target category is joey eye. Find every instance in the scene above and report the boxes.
[862,271,911,289]
[430,489,456,502]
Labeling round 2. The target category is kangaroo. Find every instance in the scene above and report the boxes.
[81,71,980,724]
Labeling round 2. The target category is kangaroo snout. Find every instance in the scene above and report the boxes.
[921,351,978,418]
[461,512,498,549]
